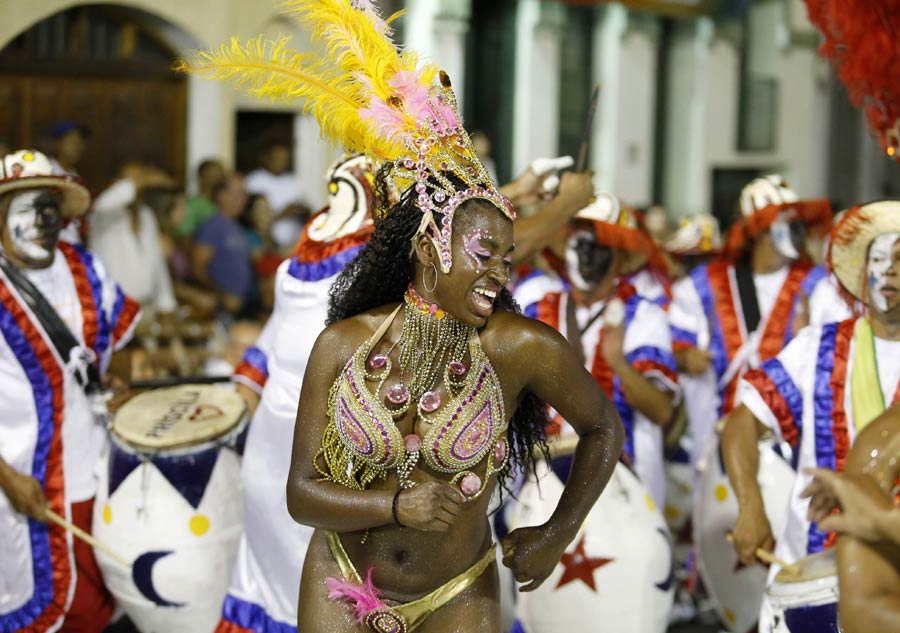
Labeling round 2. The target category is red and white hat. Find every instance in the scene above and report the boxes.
[0,150,91,218]
[573,192,669,273]
[724,174,831,258]
[665,213,722,256]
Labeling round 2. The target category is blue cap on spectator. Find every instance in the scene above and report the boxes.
[52,120,89,139]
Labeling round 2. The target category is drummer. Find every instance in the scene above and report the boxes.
[722,202,900,631]
[516,194,679,507]
[0,150,141,631]
[668,175,845,479]
[802,404,900,633]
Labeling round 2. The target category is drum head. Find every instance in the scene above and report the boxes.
[775,550,837,584]
[113,385,247,450]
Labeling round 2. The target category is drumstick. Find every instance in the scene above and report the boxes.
[45,509,131,568]
[726,533,800,576]
[575,85,601,172]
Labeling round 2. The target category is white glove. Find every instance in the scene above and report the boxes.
[529,156,575,193]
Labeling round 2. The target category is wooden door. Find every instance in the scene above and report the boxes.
[0,5,188,194]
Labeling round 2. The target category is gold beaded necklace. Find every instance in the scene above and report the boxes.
[364,286,474,418]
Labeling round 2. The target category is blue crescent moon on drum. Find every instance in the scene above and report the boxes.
[654,527,674,592]
[132,551,187,607]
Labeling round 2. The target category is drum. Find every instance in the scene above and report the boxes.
[511,459,674,633]
[694,435,795,633]
[663,442,694,563]
[92,385,247,633]
[765,551,839,633]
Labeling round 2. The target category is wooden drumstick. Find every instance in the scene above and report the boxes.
[45,509,131,568]
[726,533,800,576]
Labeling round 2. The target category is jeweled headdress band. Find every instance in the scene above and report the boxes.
[176,0,514,272]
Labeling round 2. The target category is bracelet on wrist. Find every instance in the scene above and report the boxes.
[391,488,406,527]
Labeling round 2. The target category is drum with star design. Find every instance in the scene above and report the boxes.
[510,459,674,633]
[694,435,795,633]
[92,385,247,632]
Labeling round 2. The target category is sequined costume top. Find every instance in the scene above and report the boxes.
[318,306,509,494]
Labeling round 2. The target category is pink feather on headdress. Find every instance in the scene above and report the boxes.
[389,70,431,121]
[325,569,387,624]
[359,100,412,142]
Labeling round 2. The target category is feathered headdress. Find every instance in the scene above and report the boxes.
[175,0,513,272]
[805,0,900,160]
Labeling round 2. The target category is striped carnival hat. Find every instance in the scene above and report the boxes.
[0,150,90,218]
[573,192,669,274]
[724,174,831,258]
[665,213,722,256]
[829,200,900,301]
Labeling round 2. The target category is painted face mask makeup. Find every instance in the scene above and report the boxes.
[6,190,63,263]
[867,232,900,312]
[463,229,492,269]
[770,213,803,260]
[566,229,614,292]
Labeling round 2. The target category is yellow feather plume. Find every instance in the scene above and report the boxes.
[175,35,403,160]
[175,0,437,161]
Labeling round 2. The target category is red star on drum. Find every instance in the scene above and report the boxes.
[555,535,613,592]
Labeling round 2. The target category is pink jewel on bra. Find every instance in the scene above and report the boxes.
[419,391,441,413]
[386,384,409,406]
[404,434,422,452]
[494,439,507,461]
[448,361,467,376]
[460,473,482,496]
[368,354,387,370]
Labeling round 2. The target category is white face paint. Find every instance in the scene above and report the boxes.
[867,232,900,312]
[5,190,62,263]
[770,214,800,260]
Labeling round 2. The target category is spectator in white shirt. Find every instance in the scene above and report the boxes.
[88,163,178,323]
[244,143,309,249]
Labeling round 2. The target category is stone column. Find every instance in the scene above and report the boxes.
[295,114,340,211]
[404,0,472,106]
[590,3,627,192]
[511,0,567,176]
[660,17,714,220]
[186,75,227,191]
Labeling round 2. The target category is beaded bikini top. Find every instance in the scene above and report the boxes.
[318,305,509,499]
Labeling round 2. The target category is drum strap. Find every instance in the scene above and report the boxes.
[734,257,761,335]
[0,253,102,394]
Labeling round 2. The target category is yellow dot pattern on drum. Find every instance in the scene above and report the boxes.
[103,504,112,525]
[664,505,679,521]
[714,484,729,502]
[644,493,656,512]
[189,514,210,536]
[723,608,736,624]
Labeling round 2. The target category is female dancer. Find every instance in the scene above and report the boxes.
[181,2,624,630]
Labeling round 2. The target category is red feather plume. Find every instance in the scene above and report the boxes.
[805,0,900,159]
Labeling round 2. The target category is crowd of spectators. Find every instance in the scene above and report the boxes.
[38,123,310,380]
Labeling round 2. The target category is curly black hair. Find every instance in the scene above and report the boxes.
[327,166,550,496]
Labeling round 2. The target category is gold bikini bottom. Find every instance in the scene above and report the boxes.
[325,531,496,633]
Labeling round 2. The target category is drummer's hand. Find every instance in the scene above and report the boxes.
[802,468,893,542]
[732,504,775,566]
[600,321,626,369]
[799,469,841,524]
[501,524,567,592]
[0,465,48,522]
[675,347,712,375]
[394,482,465,533]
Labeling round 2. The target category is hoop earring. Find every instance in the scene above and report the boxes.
[423,262,438,293]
